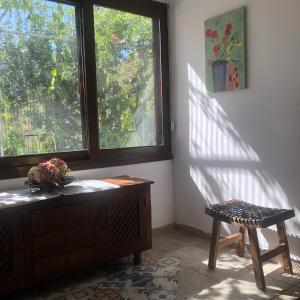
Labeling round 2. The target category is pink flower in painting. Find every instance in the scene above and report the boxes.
[206,20,241,62]
[228,64,240,90]
[225,29,230,36]
[213,44,220,52]
[207,60,212,65]
[205,29,212,38]
[226,23,233,32]
[213,44,221,57]
[211,30,218,39]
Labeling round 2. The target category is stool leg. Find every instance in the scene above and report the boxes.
[236,225,246,257]
[248,227,266,291]
[277,222,293,274]
[208,219,221,270]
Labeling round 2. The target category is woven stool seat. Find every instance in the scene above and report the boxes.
[205,199,295,228]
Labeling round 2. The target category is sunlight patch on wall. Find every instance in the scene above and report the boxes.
[188,65,259,162]
[187,63,297,238]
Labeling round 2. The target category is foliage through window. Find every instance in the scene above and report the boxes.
[0,0,84,157]
[0,0,171,178]
[94,6,162,149]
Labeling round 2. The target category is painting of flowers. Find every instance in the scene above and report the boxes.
[205,7,246,92]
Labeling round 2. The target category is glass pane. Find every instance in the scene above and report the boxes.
[0,0,84,157]
[94,6,163,149]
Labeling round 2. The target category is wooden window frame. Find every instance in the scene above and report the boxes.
[0,0,172,180]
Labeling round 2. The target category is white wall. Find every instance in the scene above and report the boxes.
[0,160,174,228]
[170,0,300,259]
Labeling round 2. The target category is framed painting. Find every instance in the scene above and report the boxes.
[205,7,246,92]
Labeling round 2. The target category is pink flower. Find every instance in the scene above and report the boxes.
[207,60,212,65]
[213,44,220,57]
[27,158,70,185]
[211,30,218,39]
[205,29,212,38]
[37,161,61,183]
[226,23,232,32]
[49,158,65,167]
[213,44,220,52]
[225,29,230,36]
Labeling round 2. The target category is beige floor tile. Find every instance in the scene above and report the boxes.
[273,285,300,300]
[166,229,209,246]
[152,225,177,238]
[176,267,219,300]
[151,236,186,255]
[153,227,217,253]
[238,269,293,291]
[246,261,300,287]
[143,247,165,258]
[188,277,278,300]
[269,267,300,287]
[168,245,249,267]
[168,246,209,266]
[193,266,250,284]
[167,245,252,284]
[214,247,253,270]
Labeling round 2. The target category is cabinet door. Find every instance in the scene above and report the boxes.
[30,200,98,279]
[103,185,152,260]
[0,210,24,294]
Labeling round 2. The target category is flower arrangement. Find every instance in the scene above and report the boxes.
[26,158,73,190]
[205,22,242,64]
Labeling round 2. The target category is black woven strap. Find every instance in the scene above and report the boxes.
[205,200,295,228]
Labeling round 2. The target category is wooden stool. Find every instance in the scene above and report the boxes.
[205,200,295,291]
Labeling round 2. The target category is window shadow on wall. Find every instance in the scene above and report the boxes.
[187,63,300,257]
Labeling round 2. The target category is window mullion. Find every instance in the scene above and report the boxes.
[81,0,99,159]
[152,19,163,146]
[160,13,171,152]
[75,5,88,149]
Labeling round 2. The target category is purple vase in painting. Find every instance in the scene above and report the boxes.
[211,60,227,92]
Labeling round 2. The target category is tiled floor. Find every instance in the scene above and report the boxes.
[6,226,300,300]
[146,226,300,300]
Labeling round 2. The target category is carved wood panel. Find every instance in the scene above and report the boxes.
[109,198,141,244]
[0,222,14,278]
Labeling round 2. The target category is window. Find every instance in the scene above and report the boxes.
[0,1,85,157]
[94,6,163,149]
[0,0,171,179]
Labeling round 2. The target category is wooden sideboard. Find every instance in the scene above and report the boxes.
[0,176,153,295]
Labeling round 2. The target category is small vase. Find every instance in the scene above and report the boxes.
[39,184,55,193]
[211,60,228,92]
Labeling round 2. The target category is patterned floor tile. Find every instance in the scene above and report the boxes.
[10,257,179,300]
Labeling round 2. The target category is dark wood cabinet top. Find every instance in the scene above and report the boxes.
[0,176,153,211]
[102,176,154,187]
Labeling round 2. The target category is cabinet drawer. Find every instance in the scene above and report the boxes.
[34,247,96,277]
[33,225,96,260]
[32,201,96,234]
